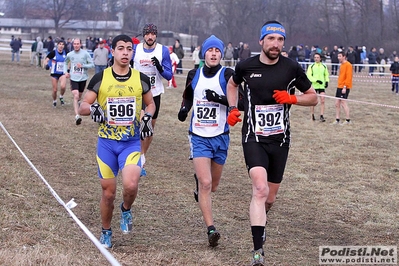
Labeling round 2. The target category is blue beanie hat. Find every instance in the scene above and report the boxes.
[201,35,224,58]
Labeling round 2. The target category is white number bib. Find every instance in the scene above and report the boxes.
[71,63,83,76]
[106,96,136,126]
[194,100,220,127]
[144,71,157,90]
[56,62,64,72]
[254,104,285,136]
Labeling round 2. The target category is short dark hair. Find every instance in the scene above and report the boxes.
[262,20,282,27]
[338,51,346,57]
[111,34,132,49]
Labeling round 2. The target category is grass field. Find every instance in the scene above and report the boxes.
[0,52,398,266]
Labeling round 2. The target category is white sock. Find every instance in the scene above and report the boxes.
[141,154,146,167]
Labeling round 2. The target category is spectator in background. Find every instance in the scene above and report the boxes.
[65,38,72,53]
[36,36,44,67]
[377,47,386,75]
[330,45,339,75]
[346,46,356,66]
[359,46,367,73]
[390,56,399,94]
[333,52,353,125]
[46,36,55,53]
[168,46,179,88]
[224,42,234,67]
[297,45,306,70]
[288,45,298,61]
[307,53,330,122]
[305,45,311,62]
[354,46,362,73]
[368,47,378,76]
[30,37,38,66]
[173,39,185,74]
[239,43,251,61]
[93,40,109,74]
[321,46,329,62]
[233,44,240,65]
[192,45,201,69]
[10,35,22,62]
[389,51,397,63]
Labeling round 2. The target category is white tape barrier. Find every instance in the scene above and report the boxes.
[328,75,392,83]
[319,94,399,109]
[0,122,121,266]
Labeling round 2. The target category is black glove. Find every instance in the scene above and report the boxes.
[90,103,105,123]
[45,65,50,70]
[178,106,188,122]
[325,81,328,88]
[205,89,229,106]
[205,89,222,102]
[151,56,163,73]
[140,113,153,140]
[316,80,323,84]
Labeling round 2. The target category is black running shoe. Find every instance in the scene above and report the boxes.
[208,229,220,247]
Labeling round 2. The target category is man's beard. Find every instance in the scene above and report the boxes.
[145,38,156,47]
[262,48,280,60]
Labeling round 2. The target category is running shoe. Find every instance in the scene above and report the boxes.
[332,120,340,125]
[53,102,56,108]
[193,174,199,202]
[60,97,65,106]
[120,203,133,234]
[320,115,326,122]
[140,167,147,177]
[99,229,112,248]
[251,249,265,266]
[342,120,352,125]
[207,229,220,247]
[75,115,82,125]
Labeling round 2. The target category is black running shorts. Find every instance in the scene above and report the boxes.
[243,141,289,184]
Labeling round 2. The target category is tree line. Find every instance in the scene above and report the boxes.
[3,0,399,54]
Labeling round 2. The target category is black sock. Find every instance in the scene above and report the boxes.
[336,119,340,122]
[346,119,350,122]
[207,225,216,234]
[251,226,265,252]
[121,203,130,212]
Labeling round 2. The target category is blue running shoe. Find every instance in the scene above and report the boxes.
[120,203,133,234]
[100,229,112,248]
[140,167,147,177]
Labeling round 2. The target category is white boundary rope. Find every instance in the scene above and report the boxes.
[319,94,399,109]
[0,122,121,266]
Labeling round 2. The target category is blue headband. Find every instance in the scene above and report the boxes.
[260,23,286,40]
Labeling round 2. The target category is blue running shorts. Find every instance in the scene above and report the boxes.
[96,137,141,179]
[189,134,229,165]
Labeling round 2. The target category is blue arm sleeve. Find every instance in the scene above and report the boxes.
[160,46,173,81]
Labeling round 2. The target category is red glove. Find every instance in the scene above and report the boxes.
[272,90,297,104]
[227,107,242,126]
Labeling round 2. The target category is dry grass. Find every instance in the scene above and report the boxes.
[0,52,398,266]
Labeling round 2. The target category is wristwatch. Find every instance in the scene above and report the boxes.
[228,106,237,112]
